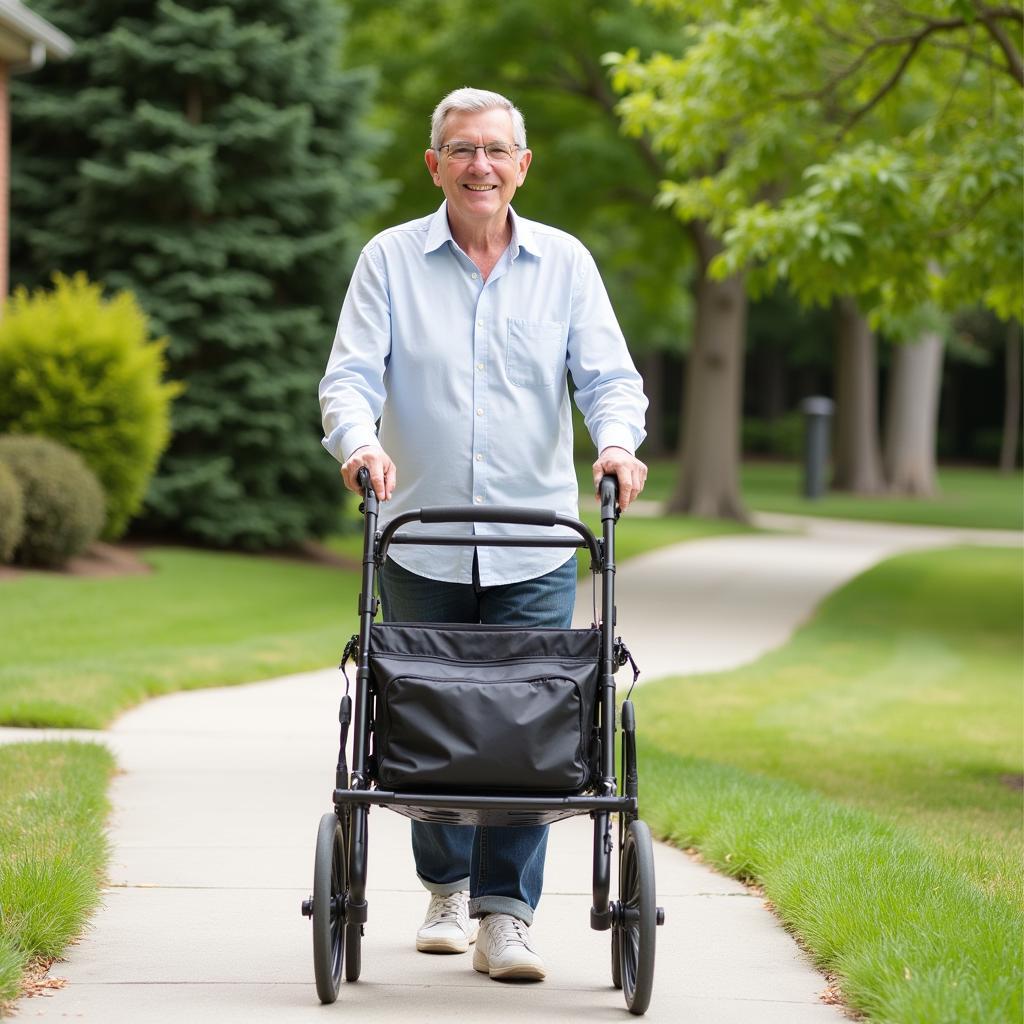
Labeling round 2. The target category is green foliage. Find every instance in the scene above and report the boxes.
[608,0,1024,322]
[12,0,389,548]
[0,742,114,1004]
[0,273,181,538]
[0,435,105,568]
[0,461,24,563]
[742,413,802,458]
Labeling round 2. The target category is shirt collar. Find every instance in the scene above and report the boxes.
[422,201,543,260]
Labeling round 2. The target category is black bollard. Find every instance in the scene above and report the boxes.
[800,396,834,499]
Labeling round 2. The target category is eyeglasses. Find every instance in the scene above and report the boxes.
[437,141,521,163]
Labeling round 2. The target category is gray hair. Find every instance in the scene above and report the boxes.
[429,87,527,150]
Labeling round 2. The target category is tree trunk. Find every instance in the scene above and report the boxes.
[884,331,945,495]
[832,296,884,493]
[639,350,666,458]
[999,319,1022,473]
[667,222,748,519]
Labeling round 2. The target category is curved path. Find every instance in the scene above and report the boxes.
[3,515,1018,1023]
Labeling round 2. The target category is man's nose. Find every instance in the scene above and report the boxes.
[468,146,491,171]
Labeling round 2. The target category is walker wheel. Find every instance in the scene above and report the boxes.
[617,819,657,1015]
[312,812,345,1003]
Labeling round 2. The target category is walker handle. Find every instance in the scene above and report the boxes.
[420,506,557,527]
[599,474,619,521]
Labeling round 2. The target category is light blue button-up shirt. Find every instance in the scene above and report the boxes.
[319,202,647,586]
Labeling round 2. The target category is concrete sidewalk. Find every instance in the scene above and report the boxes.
[5,515,1018,1022]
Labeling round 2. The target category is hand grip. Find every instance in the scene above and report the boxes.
[600,474,619,519]
[420,505,558,527]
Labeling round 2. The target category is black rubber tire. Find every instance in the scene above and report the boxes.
[312,812,345,1004]
[611,925,623,989]
[618,819,657,1015]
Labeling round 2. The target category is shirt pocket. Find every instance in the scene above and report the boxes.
[506,318,567,389]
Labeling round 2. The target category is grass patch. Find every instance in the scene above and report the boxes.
[641,751,1021,1023]
[634,546,1023,1021]
[0,742,115,1007]
[632,459,1023,531]
[0,549,361,728]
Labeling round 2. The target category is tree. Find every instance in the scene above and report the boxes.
[609,0,1022,497]
[11,0,387,548]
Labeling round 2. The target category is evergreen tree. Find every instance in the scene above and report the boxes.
[11,0,386,547]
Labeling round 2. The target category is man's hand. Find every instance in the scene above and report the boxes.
[341,445,397,501]
[593,446,647,512]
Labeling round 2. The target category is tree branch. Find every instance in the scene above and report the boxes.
[838,28,932,136]
[976,5,1024,86]
[931,183,1000,237]
[928,36,1006,72]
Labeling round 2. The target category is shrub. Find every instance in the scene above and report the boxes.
[0,435,105,568]
[0,273,182,538]
[0,460,23,563]
[742,413,804,459]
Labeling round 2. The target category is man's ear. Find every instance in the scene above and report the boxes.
[424,149,441,186]
[516,148,532,186]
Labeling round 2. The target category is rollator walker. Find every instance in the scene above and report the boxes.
[301,469,664,1014]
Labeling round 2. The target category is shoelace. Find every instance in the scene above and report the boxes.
[488,914,530,950]
[426,893,465,924]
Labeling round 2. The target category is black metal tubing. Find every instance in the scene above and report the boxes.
[589,475,620,927]
[377,506,602,568]
[351,467,378,796]
[334,788,635,814]
[345,468,382,913]
[388,535,587,549]
[421,505,558,526]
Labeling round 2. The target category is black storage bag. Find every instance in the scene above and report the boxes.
[369,623,601,793]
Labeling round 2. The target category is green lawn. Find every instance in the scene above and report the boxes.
[0,549,361,728]
[632,459,1023,531]
[0,742,114,1007]
[635,545,1023,1022]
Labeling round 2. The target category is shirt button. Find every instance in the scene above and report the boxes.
[474,495,483,504]
[476,408,483,416]
[477,319,484,327]
[476,362,484,371]
[471,273,479,280]
[475,453,483,462]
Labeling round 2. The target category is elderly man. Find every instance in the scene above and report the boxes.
[319,87,647,982]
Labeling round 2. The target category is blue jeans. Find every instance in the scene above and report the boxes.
[377,554,577,925]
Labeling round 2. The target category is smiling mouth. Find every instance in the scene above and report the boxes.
[464,184,497,191]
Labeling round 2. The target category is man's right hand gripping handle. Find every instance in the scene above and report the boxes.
[342,444,396,501]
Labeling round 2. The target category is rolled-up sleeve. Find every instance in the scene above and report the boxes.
[319,245,392,462]
[567,250,648,455]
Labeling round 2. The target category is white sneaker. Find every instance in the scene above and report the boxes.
[472,913,546,981]
[416,892,478,953]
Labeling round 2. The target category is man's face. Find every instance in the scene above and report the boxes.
[424,108,531,227]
